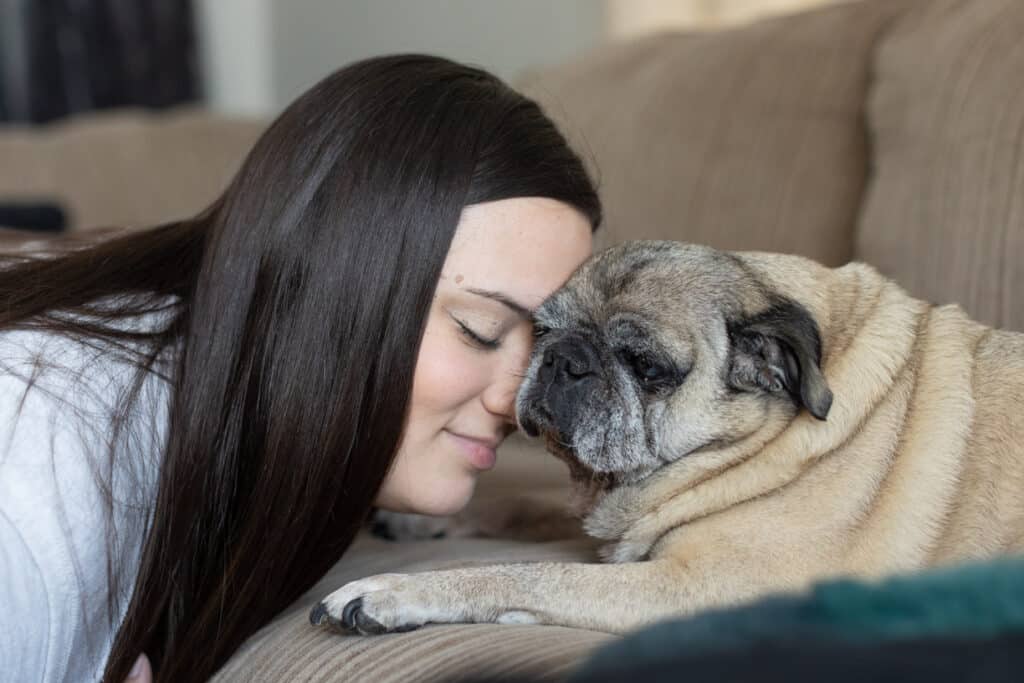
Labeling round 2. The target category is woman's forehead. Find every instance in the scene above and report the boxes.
[443,197,593,307]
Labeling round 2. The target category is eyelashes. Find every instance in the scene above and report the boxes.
[452,316,501,350]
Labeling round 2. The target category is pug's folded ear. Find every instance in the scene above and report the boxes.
[727,300,833,420]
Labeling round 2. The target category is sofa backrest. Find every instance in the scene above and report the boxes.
[517,0,913,267]
[855,0,1024,331]
[0,107,264,232]
[521,0,1023,331]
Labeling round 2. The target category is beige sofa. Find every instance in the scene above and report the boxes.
[1,0,1021,680]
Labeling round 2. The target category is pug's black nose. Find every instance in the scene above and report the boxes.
[540,337,599,384]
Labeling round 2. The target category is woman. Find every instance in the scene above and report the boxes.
[0,55,600,682]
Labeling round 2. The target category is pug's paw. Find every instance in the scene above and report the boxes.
[309,573,458,635]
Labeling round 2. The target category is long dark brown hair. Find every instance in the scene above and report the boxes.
[0,55,600,681]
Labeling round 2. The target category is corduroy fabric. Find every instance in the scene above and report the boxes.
[211,537,610,683]
[211,438,613,682]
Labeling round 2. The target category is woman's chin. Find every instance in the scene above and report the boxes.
[414,477,478,517]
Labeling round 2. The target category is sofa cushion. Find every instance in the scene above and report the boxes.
[0,108,264,232]
[212,437,613,682]
[517,0,913,266]
[855,0,1024,330]
[211,535,609,683]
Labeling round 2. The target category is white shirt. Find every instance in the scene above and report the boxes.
[0,321,172,682]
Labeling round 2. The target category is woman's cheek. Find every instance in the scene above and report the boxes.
[412,332,486,411]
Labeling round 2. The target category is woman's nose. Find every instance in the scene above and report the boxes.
[482,373,518,423]
[482,356,527,423]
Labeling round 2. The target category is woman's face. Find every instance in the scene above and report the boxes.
[375,197,593,515]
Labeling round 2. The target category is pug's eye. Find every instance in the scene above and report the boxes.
[620,349,666,384]
[533,324,551,339]
[635,357,664,382]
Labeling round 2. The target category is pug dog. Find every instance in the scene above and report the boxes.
[311,241,1024,636]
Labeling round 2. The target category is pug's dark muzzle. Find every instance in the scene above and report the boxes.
[518,334,602,442]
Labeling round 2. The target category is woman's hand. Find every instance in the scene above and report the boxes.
[126,653,152,682]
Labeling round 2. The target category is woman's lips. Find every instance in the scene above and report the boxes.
[446,430,499,471]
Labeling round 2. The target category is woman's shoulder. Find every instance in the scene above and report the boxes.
[0,329,135,682]
[0,505,54,680]
[0,329,168,460]
[0,298,178,419]
[0,305,175,681]
[0,301,174,513]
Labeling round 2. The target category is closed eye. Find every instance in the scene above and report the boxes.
[617,348,685,390]
[453,316,500,350]
[619,349,663,380]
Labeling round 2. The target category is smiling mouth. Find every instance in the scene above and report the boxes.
[447,431,502,450]
[445,430,501,471]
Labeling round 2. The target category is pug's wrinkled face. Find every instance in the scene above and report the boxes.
[516,241,831,486]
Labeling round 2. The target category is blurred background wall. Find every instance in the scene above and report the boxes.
[0,0,849,122]
[194,0,605,116]
[606,0,846,37]
[196,0,846,116]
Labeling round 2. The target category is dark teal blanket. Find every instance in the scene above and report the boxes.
[568,555,1024,682]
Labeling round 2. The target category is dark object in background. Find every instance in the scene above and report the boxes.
[0,202,67,232]
[0,0,198,124]
[456,634,1024,683]
[458,554,1024,683]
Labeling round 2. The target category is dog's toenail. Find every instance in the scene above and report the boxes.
[309,601,329,626]
[342,597,364,630]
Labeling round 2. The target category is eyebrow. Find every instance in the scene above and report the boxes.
[464,287,533,318]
